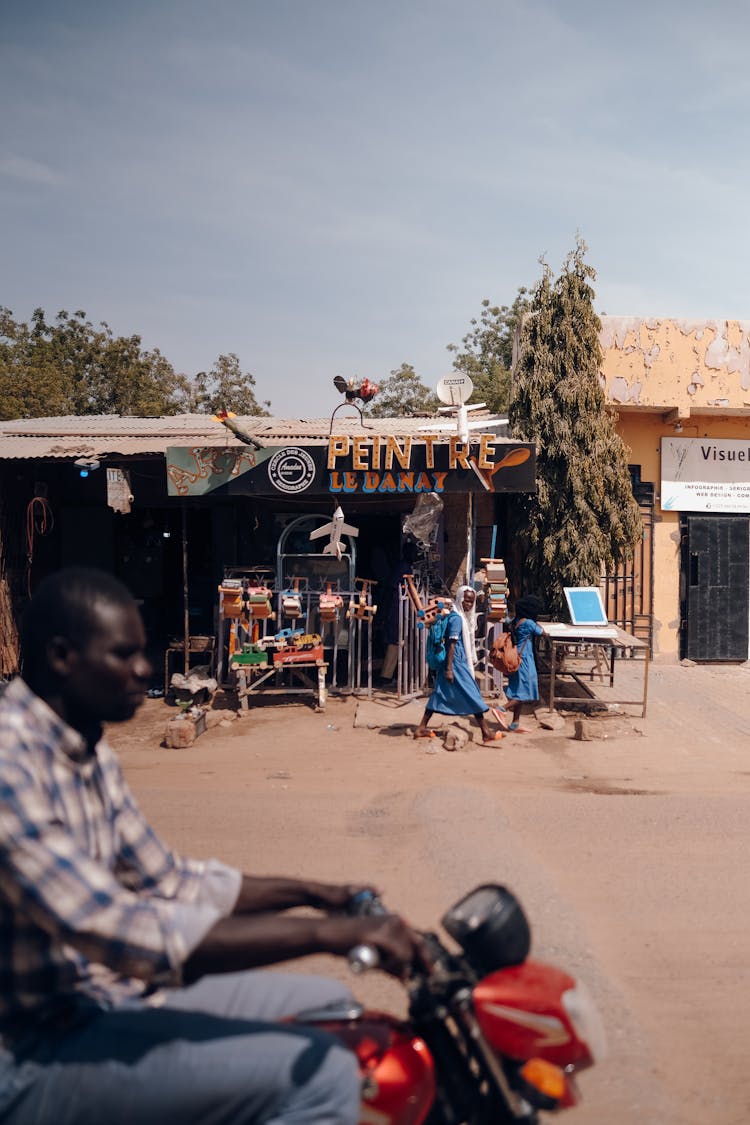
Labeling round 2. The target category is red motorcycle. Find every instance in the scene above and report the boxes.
[292,884,606,1124]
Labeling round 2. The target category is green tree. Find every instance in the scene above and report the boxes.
[0,310,272,420]
[0,307,76,418]
[365,363,439,417]
[187,353,271,416]
[508,239,641,614]
[0,308,186,419]
[447,290,530,414]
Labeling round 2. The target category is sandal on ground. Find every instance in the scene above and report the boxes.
[490,708,511,730]
[414,729,436,740]
[482,731,505,744]
[508,723,531,733]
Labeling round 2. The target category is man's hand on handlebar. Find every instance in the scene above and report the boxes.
[232,875,380,916]
[186,878,431,983]
[316,913,433,979]
[306,880,381,913]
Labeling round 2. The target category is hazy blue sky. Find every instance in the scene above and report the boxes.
[3,0,750,415]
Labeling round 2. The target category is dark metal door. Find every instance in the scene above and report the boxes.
[684,516,749,661]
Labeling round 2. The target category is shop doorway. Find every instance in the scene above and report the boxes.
[682,514,750,661]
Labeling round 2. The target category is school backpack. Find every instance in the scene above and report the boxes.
[489,621,528,676]
[426,613,451,671]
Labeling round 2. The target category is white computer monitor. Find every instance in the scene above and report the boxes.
[563,587,608,626]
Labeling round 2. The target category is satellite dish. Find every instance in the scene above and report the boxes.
[436,374,473,405]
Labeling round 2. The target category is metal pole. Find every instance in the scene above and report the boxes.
[397,584,405,699]
[332,617,339,690]
[182,504,190,675]
[350,614,357,691]
[466,492,474,586]
[367,615,372,696]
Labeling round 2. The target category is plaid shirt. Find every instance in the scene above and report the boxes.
[0,678,241,1039]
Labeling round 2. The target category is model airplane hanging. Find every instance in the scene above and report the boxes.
[212,410,262,450]
[308,506,359,560]
[332,376,379,403]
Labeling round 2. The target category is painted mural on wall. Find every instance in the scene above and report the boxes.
[166,446,260,496]
[166,436,536,498]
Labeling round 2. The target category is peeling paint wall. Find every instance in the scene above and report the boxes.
[600,317,750,411]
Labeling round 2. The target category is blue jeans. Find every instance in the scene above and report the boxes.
[0,972,361,1124]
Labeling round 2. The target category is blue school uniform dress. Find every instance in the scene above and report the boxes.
[504,618,544,702]
[427,611,488,716]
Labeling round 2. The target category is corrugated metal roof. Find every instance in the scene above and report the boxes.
[0,412,510,459]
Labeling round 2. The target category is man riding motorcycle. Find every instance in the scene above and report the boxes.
[0,567,427,1125]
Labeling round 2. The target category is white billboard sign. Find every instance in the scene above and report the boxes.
[661,436,750,513]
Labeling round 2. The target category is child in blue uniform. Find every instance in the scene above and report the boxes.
[414,585,502,745]
[505,595,545,731]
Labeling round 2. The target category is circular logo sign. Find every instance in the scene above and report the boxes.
[267,447,316,494]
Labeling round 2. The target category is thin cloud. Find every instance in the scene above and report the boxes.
[0,153,65,186]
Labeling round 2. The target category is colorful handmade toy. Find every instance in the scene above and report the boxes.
[347,577,378,622]
[402,574,452,629]
[281,578,304,619]
[481,558,509,622]
[319,583,344,622]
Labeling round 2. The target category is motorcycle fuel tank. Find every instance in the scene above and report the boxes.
[319,1016,436,1125]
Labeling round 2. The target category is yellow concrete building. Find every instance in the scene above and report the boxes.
[600,317,750,662]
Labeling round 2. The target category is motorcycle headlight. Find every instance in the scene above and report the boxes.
[562,980,608,1066]
[441,884,531,974]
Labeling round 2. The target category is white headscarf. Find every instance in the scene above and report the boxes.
[454,584,478,668]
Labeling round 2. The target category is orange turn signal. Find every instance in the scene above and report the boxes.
[519,1058,566,1102]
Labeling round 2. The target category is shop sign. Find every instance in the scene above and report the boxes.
[661,436,750,513]
[266,447,316,493]
[166,435,536,497]
[324,434,533,494]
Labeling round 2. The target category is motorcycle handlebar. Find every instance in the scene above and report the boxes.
[346,889,388,916]
[346,890,440,978]
[347,943,380,973]
[346,891,385,973]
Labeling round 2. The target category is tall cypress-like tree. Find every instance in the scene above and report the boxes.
[508,239,641,613]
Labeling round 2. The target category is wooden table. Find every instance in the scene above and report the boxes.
[539,623,650,717]
[231,658,328,712]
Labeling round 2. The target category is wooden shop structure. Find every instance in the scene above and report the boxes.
[0,413,536,704]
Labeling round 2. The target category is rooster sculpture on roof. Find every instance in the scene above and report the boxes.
[328,376,379,434]
[333,376,379,404]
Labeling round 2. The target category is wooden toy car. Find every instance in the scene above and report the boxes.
[293,633,322,650]
[273,642,324,665]
[231,646,268,667]
[243,584,274,619]
[275,628,304,645]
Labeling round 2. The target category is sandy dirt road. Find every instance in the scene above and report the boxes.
[111,661,750,1125]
